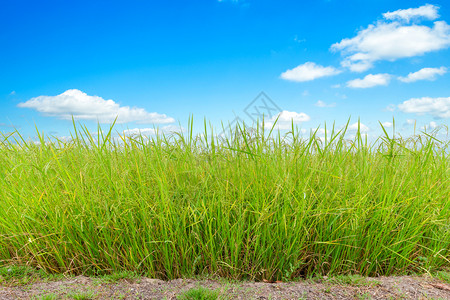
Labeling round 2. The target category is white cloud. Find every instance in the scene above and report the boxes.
[348,122,370,132]
[421,121,438,130]
[315,100,336,108]
[429,121,438,128]
[18,89,174,124]
[398,67,447,82]
[406,119,416,125]
[123,128,157,136]
[280,62,341,82]
[346,73,391,88]
[335,92,347,99]
[158,124,185,133]
[385,104,396,112]
[0,122,16,128]
[331,4,450,72]
[383,4,440,23]
[398,96,450,118]
[341,59,374,73]
[331,84,341,88]
[294,35,306,43]
[340,122,370,140]
[381,121,393,128]
[9,91,16,95]
[421,122,448,136]
[264,110,310,130]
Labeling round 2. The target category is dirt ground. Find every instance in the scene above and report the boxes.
[1,275,450,299]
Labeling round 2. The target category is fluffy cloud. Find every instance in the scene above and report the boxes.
[383,4,440,22]
[331,5,450,72]
[381,121,393,128]
[264,110,310,130]
[280,62,341,82]
[346,73,391,88]
[18,89,174,124]
[398,67,447,82]
[315,100,336,107]
[398,97,450,118]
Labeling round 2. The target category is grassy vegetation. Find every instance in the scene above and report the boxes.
[94,270,139,283]
[435,270,450,283]
[31,294,59,300]
[67,290,97,300]
[177,287,220,300]
[322,274,380,286]
[0,119,449,280]
[0,265,64,286]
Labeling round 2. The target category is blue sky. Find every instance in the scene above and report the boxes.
[1,0,449,140]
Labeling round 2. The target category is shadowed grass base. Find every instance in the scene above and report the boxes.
[0,119,449,280]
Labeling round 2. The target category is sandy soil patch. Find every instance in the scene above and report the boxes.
[1,275,450,299]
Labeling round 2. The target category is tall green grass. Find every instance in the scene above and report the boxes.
[0,119,449,280]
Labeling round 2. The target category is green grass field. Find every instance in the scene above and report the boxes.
[0,120,449,280]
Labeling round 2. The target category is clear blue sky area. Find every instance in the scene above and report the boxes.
[1,0,449,139]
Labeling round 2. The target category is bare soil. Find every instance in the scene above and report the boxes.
[1,275,450,299]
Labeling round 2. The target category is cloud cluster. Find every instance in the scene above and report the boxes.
[398,67,447,82]
[281,3,449,98]
[331,4,450,72]
[343,67,446,88]
[280,62,341,82]
[18,89,174,124]
[264,110,310,130]
[398,97,450,118]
